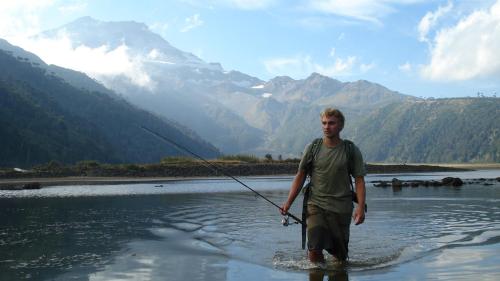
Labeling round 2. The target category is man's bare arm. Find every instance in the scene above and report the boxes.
[281,170,306,215]
[353,176,366,225]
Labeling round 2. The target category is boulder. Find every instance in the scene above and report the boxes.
[432,180,442,187]
[391,178,403,188]
[410,182,420,187]
[22,182,41,189]
[441,177,463,187]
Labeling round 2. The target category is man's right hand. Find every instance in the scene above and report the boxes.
[280,202,290,215]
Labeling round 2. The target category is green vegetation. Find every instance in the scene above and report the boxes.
[350,98,500,163]
[0,47,220,168]
[161,156,199,164]
[0,158,469,182]
[75,160,101,169]
[217,154,261,163]
[0,156,302,180]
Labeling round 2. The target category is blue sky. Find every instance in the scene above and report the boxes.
[1,0,499,98]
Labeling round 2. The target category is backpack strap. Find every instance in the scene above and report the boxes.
[344,139,367,212]
[344,139,355,190]
[301,137,322,249]
[305,138,323,177]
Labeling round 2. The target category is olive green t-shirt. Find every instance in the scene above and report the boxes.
[299,139,366,214]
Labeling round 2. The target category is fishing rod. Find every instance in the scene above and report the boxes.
[141,126,304,226]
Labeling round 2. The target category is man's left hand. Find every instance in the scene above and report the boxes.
[353,207,365,225]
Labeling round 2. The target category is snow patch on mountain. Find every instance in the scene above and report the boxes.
[252,84,265,89]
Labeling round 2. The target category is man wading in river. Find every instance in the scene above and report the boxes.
[281,108,366,264]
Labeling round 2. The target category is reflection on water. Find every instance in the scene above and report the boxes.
[0,172,499,280]
[309,269,348,281]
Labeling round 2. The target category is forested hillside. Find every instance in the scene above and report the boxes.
[0,48,220,167]
[351,98,500,163]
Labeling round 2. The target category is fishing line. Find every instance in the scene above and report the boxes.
[141,126,303,226]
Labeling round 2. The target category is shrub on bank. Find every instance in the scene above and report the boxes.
[160,156,199,164]
[217,154,260,163]
[76,160,101,169]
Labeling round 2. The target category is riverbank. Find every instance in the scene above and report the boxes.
[0,162,477,190]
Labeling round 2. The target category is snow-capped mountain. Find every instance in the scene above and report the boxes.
[40,16,216,70]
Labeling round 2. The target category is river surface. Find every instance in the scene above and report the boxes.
[0,170,499,281]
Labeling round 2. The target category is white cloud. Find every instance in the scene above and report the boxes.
[418,2,453,43]
[149,22,169,36]
[58,1,87,14]
[360,62,375,73]
[181,14,204,32]
[225,0,277,10]
[263,54,358,78]
[329,47,336,57]
[0,1,155,89]
[14,33,155,89]
[399,62,412,72]
[421,0,500,81]
[185,0,277,10]
[307,0,425,25]
[263,56,310,78]
[323,56,357,75]
[0,0,55,38]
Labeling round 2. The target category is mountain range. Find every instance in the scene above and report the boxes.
[38,17,415,154]
[1,17,498,165]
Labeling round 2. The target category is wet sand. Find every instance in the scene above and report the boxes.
[0,176,206,189]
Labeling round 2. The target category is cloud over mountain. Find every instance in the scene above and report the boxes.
[421,0,500,81]
[14,33,154,89]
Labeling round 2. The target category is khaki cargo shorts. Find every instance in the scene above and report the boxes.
[306,204,352,260]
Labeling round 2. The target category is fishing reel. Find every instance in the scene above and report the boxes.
[281,215,290,226]
[281,215,299,227]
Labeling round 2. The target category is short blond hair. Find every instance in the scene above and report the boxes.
[320,108,345,126]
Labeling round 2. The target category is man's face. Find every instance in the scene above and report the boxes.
[321,115,343,138]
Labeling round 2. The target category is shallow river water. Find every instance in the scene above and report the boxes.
[1,170,499,281]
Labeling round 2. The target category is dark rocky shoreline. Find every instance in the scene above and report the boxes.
[372,176,500,190]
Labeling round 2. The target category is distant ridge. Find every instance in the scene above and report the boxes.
[351,98,500,163]
[0,39,220,167]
